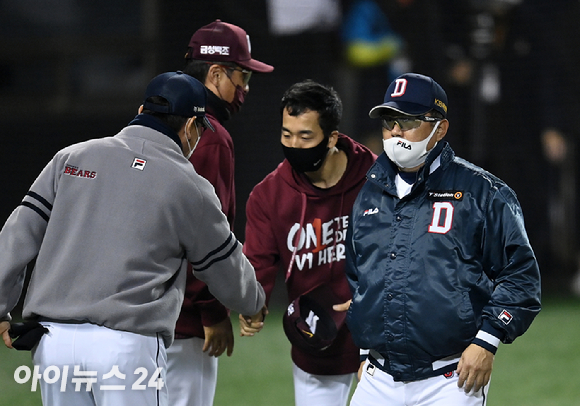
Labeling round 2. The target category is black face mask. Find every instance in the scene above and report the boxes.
[223,84,247,116]
[282,137,330,173]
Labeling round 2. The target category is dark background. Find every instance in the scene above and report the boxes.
[2,0,579,297]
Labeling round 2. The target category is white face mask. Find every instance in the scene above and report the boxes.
[185,119,202,159]
[383,121,440,169]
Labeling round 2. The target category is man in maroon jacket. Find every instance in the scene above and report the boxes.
[166,20,273,406]
[241,80,376,406]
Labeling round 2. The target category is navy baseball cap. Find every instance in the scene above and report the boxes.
[369,73,448,118]
[185,20,274,73]
[282,285,346,353]
[143,71,215,131]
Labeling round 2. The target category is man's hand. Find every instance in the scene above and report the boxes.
[202,317,234,357]
[456,344,494,393]
[357,360,365,381]
[239,306,268,337]
[1,321,13,349]
[333,299,352,312]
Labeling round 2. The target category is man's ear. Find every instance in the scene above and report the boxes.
[138,105,144,114]
[186,117,197,137]
[207,64,222,86]
[327,130,340,148]
[436,119,449,141]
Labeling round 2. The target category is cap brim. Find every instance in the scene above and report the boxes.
[202,116,215,132]
[237,58,274,73]
[369,101,430,118]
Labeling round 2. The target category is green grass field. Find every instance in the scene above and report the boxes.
[1,296,579,406]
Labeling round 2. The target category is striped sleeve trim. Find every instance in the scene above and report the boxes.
[190,232,240,272]
[27,191,53,211]
[19,191,52,222]
[473,330,501,355]
[360,348,370,363]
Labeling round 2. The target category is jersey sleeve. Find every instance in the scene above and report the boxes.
[242,187,281,305]
[184,181,265,317]
[478,184,542,345]
[187,141,235,323]
[0,156,60,319]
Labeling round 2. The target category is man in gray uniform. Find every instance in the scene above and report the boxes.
[0,71,265,406]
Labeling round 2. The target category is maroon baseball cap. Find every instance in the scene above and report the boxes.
[185,20,274,73]
[282,284,347,353]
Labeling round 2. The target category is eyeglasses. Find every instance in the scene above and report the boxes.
[381,115,441,131]
[222,65,252,86]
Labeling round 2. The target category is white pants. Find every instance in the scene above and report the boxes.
[350,359,488,406]
[165,337,218,406]
[293,363,355,406]
[33,322,167,406]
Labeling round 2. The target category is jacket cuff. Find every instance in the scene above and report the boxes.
[0,313,12,322]
[359,348,369,363]
[472,320,505,355]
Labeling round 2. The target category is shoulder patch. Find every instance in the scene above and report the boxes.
[498,309,513,325]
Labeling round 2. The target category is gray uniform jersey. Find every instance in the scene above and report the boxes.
[0,125,265,347]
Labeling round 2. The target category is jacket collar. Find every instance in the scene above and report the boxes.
[128,113,182,148]
[206,89,230,123]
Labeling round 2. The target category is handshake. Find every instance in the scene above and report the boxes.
[239,305,268,337]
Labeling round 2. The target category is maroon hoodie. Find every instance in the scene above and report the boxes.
[174,92,233,338]
[244,134,376,375]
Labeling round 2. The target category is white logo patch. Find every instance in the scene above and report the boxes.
[498,309,513,325]
[132,158,146,171]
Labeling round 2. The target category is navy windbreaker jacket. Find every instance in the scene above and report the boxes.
[345,141,541,382]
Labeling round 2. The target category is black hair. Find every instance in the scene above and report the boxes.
[429,110,445,119]
[182,59,211,83]
[280,80,342,138]
[141,96,189,134]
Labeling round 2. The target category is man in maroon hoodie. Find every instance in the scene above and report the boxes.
[241,80,376,406]
[166,20,273,406]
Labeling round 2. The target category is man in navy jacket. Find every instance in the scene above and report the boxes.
[345,73,541,406]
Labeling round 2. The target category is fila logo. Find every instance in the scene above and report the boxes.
[428,202,454,234]
[366,363,376,376]
[391,78,408,97]
[131,158,146,171]
[200,45,230,55]
[498,309,513,325]
[396,140,412,150]
[363,207,379,216]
